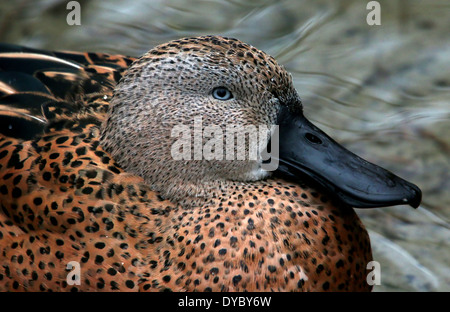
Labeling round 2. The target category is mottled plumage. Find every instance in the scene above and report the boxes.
[0,36,420,291]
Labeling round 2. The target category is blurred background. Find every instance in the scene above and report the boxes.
[0,0,448,291]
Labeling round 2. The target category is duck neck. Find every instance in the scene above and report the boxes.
[149,176,236,209]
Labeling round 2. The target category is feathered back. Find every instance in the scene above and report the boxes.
[0,43,135,141]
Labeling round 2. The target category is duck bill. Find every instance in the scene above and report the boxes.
[270,106,422,208]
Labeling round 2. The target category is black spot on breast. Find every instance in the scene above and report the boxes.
[56,136,69,144]
[49,153,60,159]
[82,187,94,195]
[75,146,86,156]
[71,160,83,168]
[0,150,8,160]
[42,171,52,181]
[11,187,22,198]
[95,242,106,249]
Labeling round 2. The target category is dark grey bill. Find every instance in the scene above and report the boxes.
[269,106,422,208]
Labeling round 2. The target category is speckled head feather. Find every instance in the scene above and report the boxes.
[101,36,300,204]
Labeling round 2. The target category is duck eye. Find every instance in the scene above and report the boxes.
[212,87,233,101]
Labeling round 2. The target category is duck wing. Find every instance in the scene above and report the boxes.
[0,45,166,291]
[0,43,136,140]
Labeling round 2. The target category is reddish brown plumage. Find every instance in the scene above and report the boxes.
[0,37,373,291]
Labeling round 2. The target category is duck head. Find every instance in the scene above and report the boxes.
[100,35,421,208]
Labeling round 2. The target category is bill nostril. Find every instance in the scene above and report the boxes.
[305,133,322,144]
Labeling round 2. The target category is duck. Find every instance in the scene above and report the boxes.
[0,35,421,292]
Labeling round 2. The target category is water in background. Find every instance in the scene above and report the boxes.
[1,0,449,291]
